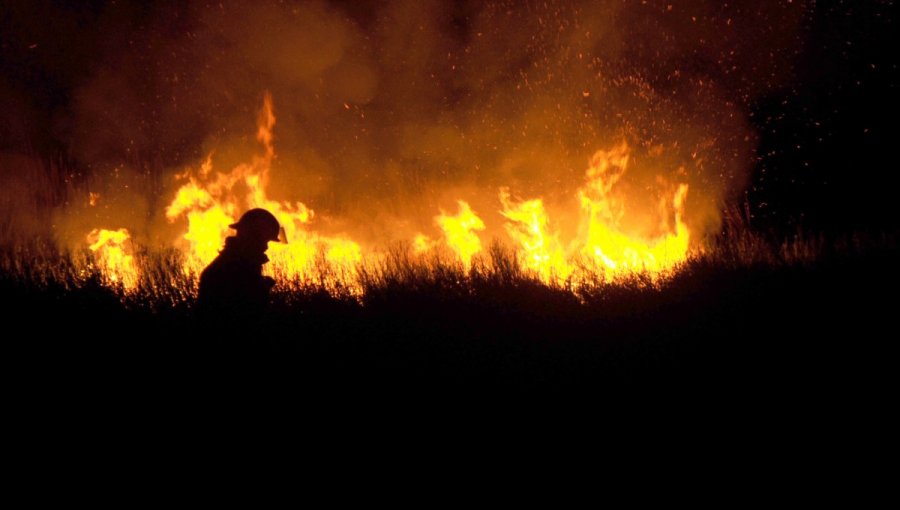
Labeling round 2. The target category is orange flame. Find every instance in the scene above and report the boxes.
[499,188,572,283]
[85,94,695,293]
[434,200,485,269]
[163,92,361,286]
[578,142,690,278]
[498,142,691,284]
[86,228,138,290]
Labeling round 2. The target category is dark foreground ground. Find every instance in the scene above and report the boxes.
[4,240,897,415]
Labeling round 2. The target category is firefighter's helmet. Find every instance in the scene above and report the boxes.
[229,208,281,242]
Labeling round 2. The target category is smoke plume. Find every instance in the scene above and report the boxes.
[1,0,806,248]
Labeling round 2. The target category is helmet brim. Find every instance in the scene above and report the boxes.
[229,222,282,242]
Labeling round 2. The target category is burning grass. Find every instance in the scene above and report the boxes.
[3,229,896,398]
[1,229,889,310]
[1,100,894,395]
[64,94,697,291]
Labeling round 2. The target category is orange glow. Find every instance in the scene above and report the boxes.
[496,142,691,284]
[162,93,361,287]
[85,94,695,292]
[577,142,691,279]
[413,234,435,256]
[435,200,485,269]
[86,228,138,290]
[499,188,573,283]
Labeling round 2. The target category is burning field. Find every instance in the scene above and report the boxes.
[1,1,897,395]
[81,91,695,294]
[4,0,768,292]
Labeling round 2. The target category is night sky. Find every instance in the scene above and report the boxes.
[747,1,897,233]
[1,0,897,238]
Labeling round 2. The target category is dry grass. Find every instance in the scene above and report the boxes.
[2,224,896,400]
[2,228,895,310]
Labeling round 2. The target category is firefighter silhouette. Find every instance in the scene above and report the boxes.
[197,208,281,318]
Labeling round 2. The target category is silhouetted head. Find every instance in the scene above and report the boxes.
[229,208,281,245]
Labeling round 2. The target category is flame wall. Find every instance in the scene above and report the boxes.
[1,1,808,269]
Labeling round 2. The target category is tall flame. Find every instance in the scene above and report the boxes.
[435,200,485,269]
[577,142,691,279]
[163,92,361,285]
[86,94,694,292]
[86,228,138,290]
[497,142,691,284]
[499,189,572,283]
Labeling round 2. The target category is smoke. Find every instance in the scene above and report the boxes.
[1,0,807,248]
